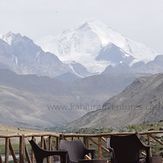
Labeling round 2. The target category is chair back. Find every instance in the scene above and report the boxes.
[110,134,144,163]
[59,140,86,162]
[29,139,45,163]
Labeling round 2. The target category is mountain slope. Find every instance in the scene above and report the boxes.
[0,69,89,128]
[0,32,73,77]
[70,73,137,97]
[96,43,134,65]
[0,68,141,128]
[67,74,163,129]
[67,61,92,77]
[0,69,70,95]
[0,39,13,69]
[0,85,52,128]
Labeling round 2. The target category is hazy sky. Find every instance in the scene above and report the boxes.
[0,0,163,52]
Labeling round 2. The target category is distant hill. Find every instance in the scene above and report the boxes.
[0,69,86,128]
[70,72,139,97]
[67,74,163,129]
[0,69,70,95]
[0,68,141,128]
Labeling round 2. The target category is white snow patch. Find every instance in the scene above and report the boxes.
[1,32,14,45]
[68,64,84,78]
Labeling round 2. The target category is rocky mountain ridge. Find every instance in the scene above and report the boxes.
[67,74,163,129]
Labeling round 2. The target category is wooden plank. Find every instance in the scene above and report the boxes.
[43,138,50,163]
[41,136,44,149]
[147,134,152,156]
[83,137,89,148]
[98,137,102,160]
[0,133,60,138]
[5,137,9,163]
[0,131,162,138]
[48,136,52,163]
[19,136,25,163]
[101,146,110,153]
[44,138,47,149]
[149,134,163,146]
[61,131,163,138]
[9,139,18,163]
[48,136,52,150]
[101,137,107,143]
[89,137,110,153]
[147,134,150,145]
[88,137,98,146]
[25,145,32,163]
[55,136,59,150]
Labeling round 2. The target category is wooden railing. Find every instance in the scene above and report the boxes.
[0,133,60,163]
[61,131,163,160]
[0,131,162,163]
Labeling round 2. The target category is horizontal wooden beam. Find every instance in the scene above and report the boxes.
[61,131,163,137]
[149,134,163,146]
[0,130,162,138]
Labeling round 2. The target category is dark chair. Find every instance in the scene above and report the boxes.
[29,139,67,163]
[108,134,150,163]
[59,140,95,163]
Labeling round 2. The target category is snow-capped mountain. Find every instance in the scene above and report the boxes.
[0,32,94,78]
[38,20,158,73]
[0,32,74,77]
[0,20,160,79]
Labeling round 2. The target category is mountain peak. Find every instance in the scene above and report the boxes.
[1,32,23,45]
[77,20,158,61]
[38,20,158,73]
[78,20,119,46]
[79,20,107,29]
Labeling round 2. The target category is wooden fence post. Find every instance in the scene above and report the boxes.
[98,137,102,160]
[9,139,18,163]
[5,137,9,163]
[19,136,25,163]
[56,136,59,150]
[147,134,152,157]
[83,137,89,148]
[41,136,44,149]
[48,136,52,163]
